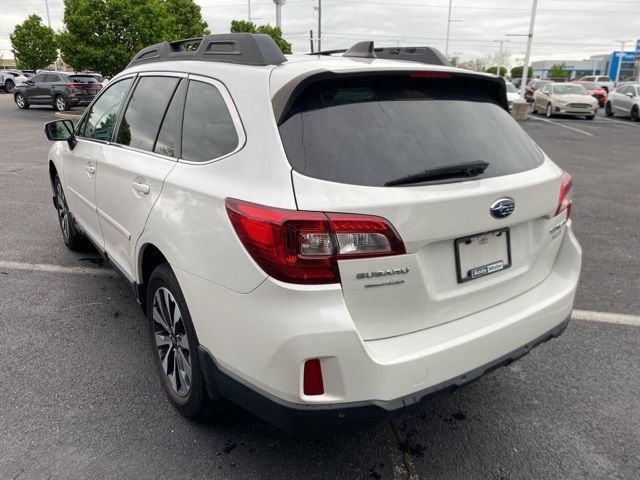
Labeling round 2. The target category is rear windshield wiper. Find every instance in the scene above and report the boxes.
[384,160,490,186]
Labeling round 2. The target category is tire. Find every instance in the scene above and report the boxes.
[4,79,15,93]
[546,103,553,118]
[605,102,614,117]
[53,174,86,251]
[15,92,29,109]
[631,106,639,122]
[54,94,70,112]
[147,263,220,418]
[530,101,538,114]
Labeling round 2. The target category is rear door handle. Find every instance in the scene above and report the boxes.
[132,181,150,195]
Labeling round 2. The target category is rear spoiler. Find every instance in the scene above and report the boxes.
[272,70,509,125]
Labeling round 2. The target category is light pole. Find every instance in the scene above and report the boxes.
[507,0,538,98]
[273,0,286,29]
[614,40,631,85]
[44,0,58,71]
[315,0,322,52]
[495,39,510,78]
[444,0,463,59]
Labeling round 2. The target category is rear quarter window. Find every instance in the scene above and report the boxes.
[278,75,544,187]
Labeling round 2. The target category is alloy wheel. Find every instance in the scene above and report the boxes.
[56,97,67,111]
[55,180,70,240]
[546,104,552,117]
[16,94,25,109]
[152,287,192,397]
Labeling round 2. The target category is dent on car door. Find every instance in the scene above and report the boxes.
[95,75,184,280]
[63,77,135,248]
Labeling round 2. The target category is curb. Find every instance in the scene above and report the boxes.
[54,111,84,121]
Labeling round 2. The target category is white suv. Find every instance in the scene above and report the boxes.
[44,34,581,433]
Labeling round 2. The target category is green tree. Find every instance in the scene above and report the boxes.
[510,65,533,79]
[548,63,567,80]
[10,14,58,70]
[162,0,210,39]
[230,20,292,54]
[485,66,508,77]
[58,0,209,77]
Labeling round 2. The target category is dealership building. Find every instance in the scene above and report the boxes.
[531,49,639,81]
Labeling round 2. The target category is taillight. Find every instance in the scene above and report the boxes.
[225,199,406,284]
[555,171,573,218]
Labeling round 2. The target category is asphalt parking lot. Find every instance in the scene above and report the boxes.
[0,93,638,480]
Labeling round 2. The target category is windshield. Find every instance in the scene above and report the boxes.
[279,76,544,187]
[553,84,587,95]
[580,83,600,90]
[506,83,517,93]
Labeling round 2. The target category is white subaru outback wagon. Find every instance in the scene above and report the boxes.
[44,34,581,433]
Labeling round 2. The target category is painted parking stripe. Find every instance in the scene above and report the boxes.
[594,117,640,128]
[572,309,640,327]
[527,116,594,136]
[0,260,114,277]
[1,260,638,326]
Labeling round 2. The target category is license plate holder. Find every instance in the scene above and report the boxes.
[454,228,512,283]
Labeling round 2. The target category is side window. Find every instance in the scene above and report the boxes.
[618,86,629,94]
[181,80,239,162]
[154,79,187,158]
[115,76,180,152]
[81,78,134,142]
[32,73,45,83]
[601,77,611,82]
[43,74,55,82]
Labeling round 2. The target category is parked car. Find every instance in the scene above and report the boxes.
[524,79,552,102]
[20,69,36,78]
[505,81,519,110]
[13,72,102,111]
[0,69,29,93]
[573,81,607,107]
[576,75,614,92]
[605,83,640,121]
[42,34,581,433]
[531,83,598,119]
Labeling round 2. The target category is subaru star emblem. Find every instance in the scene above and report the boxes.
[490,198,515,219]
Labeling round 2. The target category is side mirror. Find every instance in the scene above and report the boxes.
[44,119,77,149]
[626,92,634,98]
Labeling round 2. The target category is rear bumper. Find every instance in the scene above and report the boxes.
[176,226,581,432]
[199,315,570,434]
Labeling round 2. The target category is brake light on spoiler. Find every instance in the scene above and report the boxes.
[226,199,405,284]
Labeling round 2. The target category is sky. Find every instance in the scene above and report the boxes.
[1,0,640,66]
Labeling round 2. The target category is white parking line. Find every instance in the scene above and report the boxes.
[1,260,638,326]
[572,309,640,327]
[593,116,640,128]
[527,116,594,136]
[0,260,114,277]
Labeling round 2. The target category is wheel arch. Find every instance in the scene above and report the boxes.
[136,242,170,315]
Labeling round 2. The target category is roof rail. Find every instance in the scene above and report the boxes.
[311,41,449,67]
[127,33,287,69]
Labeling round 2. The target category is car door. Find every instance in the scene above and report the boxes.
[43,73,63,104]
[614,86,631,114]
[25,73,46,102]
[63,77,135,248]
[95,73,184,280]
